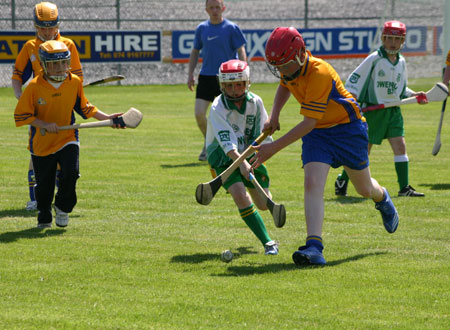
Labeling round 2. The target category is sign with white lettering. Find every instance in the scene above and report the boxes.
[0,31,161,63]
[171,27,429,62]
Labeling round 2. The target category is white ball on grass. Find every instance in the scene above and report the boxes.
[220,250,233,263]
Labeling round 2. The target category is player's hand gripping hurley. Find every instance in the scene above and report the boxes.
[195,131,270,205]
[361,82,448,113]
[248,172,286,228]
[40,107,143,136]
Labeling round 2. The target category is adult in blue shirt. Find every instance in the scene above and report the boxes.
[187,0,247,161]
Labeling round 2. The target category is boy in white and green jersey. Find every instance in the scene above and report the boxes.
[205,59,278,255]
[335,20,428,197]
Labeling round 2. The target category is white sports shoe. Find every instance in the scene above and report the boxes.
[198,146,207,161]
[26,200,37,211]
[264,240,279,255]
[54,205,69,227]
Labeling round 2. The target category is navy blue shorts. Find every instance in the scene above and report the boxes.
[302,120,369,170]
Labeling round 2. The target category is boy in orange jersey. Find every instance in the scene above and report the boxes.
[12,2,83,211]
[14,40,124,229]
[251,27,399,265]
[444,50,450,86]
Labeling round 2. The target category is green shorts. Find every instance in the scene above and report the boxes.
[212,161,270,190]
[364,106,404,145]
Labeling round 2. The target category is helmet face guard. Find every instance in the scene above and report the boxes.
[34,2,60,41]
[218,60,250,101]
[39,40,71,82]
[381,20,406,55]
[265,27,306,80]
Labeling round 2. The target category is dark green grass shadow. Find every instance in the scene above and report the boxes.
[161,162,206,169]
[0,227,65,244]
[0,208,37,218]
[171,246,257,264]
[420,183,450,190]
[215,251,388,277]
[331,196,367,204]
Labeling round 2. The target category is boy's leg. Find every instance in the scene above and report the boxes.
[26,158,37,211]
[293,162,328,265]
[32,154,58,226]
[228,181,277,254]
[54,145,80,213]
[347,167,399,233]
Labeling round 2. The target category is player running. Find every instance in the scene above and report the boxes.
[334,20,427,197]
[14,40,124,229]
[205,59,278,255]
[251,27,399,265]
[12,1,83,211]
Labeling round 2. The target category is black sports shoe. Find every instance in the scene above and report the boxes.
[398,185,425,197]
[335,174,348,196]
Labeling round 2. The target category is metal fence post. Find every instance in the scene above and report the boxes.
[304,0,308,29]
[12,0,16,29]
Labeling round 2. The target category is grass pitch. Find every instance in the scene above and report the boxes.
[0,79,449,329]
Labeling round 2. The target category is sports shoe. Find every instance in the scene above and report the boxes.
[375,188,399,233]
[335,174,348,196]
[37,222,51,229]
[398,185,424,197]
[292,245,326,265]
[264,240,279,255]
[26,200,37,211]
[54,205,69,228]
[198,145,207,161]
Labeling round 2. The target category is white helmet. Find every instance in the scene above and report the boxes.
[218,59,250,101]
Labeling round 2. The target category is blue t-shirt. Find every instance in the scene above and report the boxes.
[193,19,247,76]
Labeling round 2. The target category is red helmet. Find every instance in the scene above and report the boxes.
[265,27,306,79]
[382,20,406,37]
[381,21,406,55]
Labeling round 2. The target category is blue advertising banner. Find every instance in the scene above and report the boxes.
[0,31,161,63]
[171,26,428,62]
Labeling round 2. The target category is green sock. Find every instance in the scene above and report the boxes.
[240,204,271,246]
[339,170,349,182]
[395,161,409,190]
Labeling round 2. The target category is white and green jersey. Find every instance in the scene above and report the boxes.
[345,47,414,107]
[206,92,272,168]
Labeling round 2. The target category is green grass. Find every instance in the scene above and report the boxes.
[0,79,449,329]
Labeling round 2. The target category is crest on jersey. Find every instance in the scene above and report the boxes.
[378,70,386,77]
[246,115,255,126]
[37,97,46,105]
[218,130,230,142]
[349,73,360,84]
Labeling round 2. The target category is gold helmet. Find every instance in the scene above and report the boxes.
[34,2,59,28]
[39,40,71,82]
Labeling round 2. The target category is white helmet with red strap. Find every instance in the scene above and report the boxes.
[218,59,250,101]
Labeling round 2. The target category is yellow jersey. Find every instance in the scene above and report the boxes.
[12,33,83,84]
[280,50,363,129]
[14,73,97,156]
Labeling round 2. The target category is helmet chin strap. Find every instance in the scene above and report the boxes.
[37,29,59,42]
[224,92,247,102]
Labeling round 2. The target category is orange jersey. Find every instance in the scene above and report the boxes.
[280,50,363,128]
[12,33,83,84]
[14,72,97,156]
[446,50,450,66]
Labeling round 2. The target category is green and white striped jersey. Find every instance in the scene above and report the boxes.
[345,47,414,107]
[206,92,272,168]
